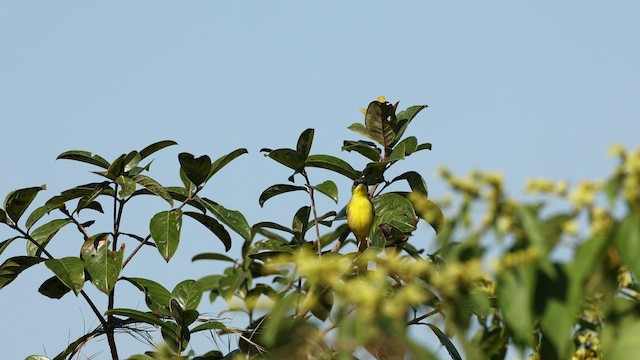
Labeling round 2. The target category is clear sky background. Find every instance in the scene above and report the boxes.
[1,2,639,359]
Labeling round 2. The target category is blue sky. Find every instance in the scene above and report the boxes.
[1,2,639,359]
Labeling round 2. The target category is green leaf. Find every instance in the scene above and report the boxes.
[607,319,640,360]
[190,320,226,334]
[184,212,232,251]
[347,123,378,143]
[296,128,314,159]
[192,253,235,263]
[27,219,72,257]
[123,151,142,172]
[200,199,252,242]
[4,185,46,222]
[313,180,338,203]
[179,153,212,186]
[497,267,535,347]
[416,142,432,152]
[258,184,307,207]
[426,324,462,360]
[25,356,50,360]
[0,256,44,290]
[342,140,381,162]
[409,193,444,234]
[305,154,361,180]
[0,236,19,256]
[392,171,428,196]
[107,154,126,179]
[80,234,123,294]
[150,209,183,262]
[387,142,406,162]
[38,276,73,299]
[122,277,171,316]
[370,193,417,247]
[292,206,311,243]
[56,150,110,169]
[105,308,165,327]
[615,213,640,279]
[140,140,178,160]
[207,148,248,181]
[396,136,418,155]
[116,175,137,198]
[264,148,305,172]
[0,209,6,223]
[171,279,203,311]
[134,186,206,212]
[394,104,428,144]
[363,162,388,185]
[44,257,85,295]
[252,221,295,235]
[132,174,173,206]
[518,205,548,253]
[364,100,397,148]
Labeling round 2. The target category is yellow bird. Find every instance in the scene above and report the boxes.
[346,178,375,253]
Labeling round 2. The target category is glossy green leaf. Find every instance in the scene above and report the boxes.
[171,279,203,311]
[387,142,406,162]
[134,186,206,212]
[370,193,417,247]
[342,140,381,162]
[313,180,338,203]
[26,219,72,257]
[40,182,111,218]
[116,175,137,198]
[292,206,311,243]
[296,128,314,159]
[179,167,196,193]
[107,154,126,179]
[207,148,248,181]
[192,253,235,263]
[305,154,361,180]
[615,213,640,279]
[392,171,428,196]
[179,153,212,186]
[252,221,295,235]
[364,100,397,148]
[80,234,123,294]
[4,185,46,222]
[140,140,178,159]
[264,148,305,172]
[0,256,44,290]
[0,209,6,223]
[347,123,378,143]
[132,174,173,206]
[56,150,110,169]
[44,257,85,295]
[38,276,73,299]
[426,324,462,360]
[200,199,252,242]
[218,269,247,300]
[394,104,428,144]
[363,162,387,185]
[105,308,165,327]
[0,236,19,256]
[190,320,226,334]
[150,209,183,262]
[249,238,295,255]
[258,184,307,207]
[123,151,142,172]
[396,136,418,155]
[122,277,171,316]
[416,142,432,152]
[25,355,50,360]
[607,319,640,360]
[184,212,231,251]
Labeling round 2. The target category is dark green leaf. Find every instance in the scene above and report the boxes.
[123,151,142,172]
[0,236,19,256]
[184,212,232,251]
[370,193,417,247]
[497,267,535,346]
[56,150,110,169]
[292,206,311,243]
[387,142,406,162]
[296,128,314,159]
[416,142,432,151]
[122,277,171,316]
[392,171,428,196]
[207,148,248,181]
[38,276,73,299]
[192,253,235,263]
[616,213,640,279]
[364,100,397,148]
[116,175,137,198]
[249,239,295,255]
[0,256,44,290]
[342,140,382,162]
[394,105,428,145]
[27,219,72,257]
[80,234,123,294]
[133,186,206,212]
[140,140,178,159]
[409,193,444,234]
[107,154,126,179]
[396,136,418,155]
[105,308,165,327]
[4,185,46,222]
[179,153,212,186]
[200,199,252,242]
[150,209,183,262]
[25,356,50,360]
[171,279,203,311]
[363,162,387,185]
[133,174,173,206]
[45,257,85,295]
[258,184,307,207]
[191,320,226,334]
[305,154,360,180]
[252,221,295,235]
[265,148,305,172]
[0,209,6,223]
[313,180,338,203]
[426,324,462,360]
[347,123,378,143]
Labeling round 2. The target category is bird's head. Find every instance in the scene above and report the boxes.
[351,178,368,195]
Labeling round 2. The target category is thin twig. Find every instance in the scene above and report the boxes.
[302,170,323,257]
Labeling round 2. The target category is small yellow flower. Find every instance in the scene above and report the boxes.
[607,142,625,157]
[376,95,387,103]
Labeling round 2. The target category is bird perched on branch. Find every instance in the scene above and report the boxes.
[346,178,375,254]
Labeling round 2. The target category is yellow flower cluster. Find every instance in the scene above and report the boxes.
[590,207,613,235]
[429,258,485,296]
[572,330,602,360]
[621,146,640,204]
[568,181,604,208]
[525,178,568,196]
[493,246,542,272]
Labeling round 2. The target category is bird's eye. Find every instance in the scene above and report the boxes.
[353,181,359,187]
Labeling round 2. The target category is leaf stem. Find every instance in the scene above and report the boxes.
[302,170,323,257]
